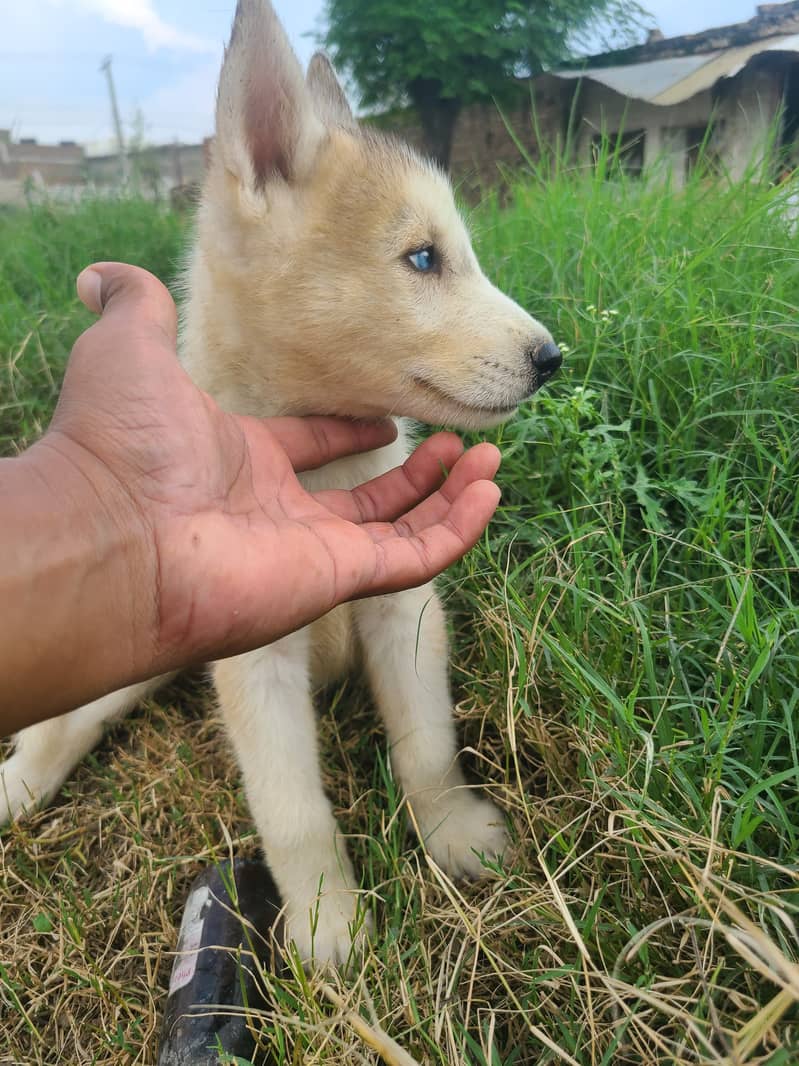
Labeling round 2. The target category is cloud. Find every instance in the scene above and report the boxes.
[138,56,221,142]
[73,0,216,53]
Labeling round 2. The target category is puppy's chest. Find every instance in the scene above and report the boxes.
[310,603,357,686]
[298,429,409,495]
[301,431,411,685]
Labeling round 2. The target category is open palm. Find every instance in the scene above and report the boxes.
[51,263,501,670]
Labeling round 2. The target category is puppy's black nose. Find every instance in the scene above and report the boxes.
[531,341,563,386]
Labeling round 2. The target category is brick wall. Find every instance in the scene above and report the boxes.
[380,80,568,191]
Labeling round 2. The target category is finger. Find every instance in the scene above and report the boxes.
[388,442,501,536]
[245,415,399,472]
[361,480,501,596]
[76,261,178,348]
[359,447,500,544]
[312,431,467,523]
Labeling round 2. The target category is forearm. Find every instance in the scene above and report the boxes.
[0,440,157,734]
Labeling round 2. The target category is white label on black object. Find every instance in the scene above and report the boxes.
[168,884,211,995]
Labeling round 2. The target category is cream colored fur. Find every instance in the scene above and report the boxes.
[1,0,556,966]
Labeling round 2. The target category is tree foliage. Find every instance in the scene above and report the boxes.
[322,0,649,167]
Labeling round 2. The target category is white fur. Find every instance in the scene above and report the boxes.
[0,677,172,822]
[1,0,559,966]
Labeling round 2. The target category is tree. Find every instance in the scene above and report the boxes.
[322,0,649,169]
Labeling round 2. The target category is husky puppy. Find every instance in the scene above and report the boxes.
[1,0,561,964]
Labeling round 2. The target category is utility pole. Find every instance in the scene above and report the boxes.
[100,55,128,185]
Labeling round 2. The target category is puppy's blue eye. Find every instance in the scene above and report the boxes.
[408,246,436,272]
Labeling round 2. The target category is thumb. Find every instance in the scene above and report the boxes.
[76,261,178,348]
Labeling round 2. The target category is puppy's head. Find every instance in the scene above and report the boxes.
[203,0,560,429]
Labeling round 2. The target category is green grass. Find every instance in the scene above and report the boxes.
[0,197,186,451]
[472,165,799,863]
[1,171,798,1065]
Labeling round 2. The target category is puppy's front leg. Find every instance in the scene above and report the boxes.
[214,630,366,967]
[355,586,507,878]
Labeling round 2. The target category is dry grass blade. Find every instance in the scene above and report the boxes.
[319,983,422,1066]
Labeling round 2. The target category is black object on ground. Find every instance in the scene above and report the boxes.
[157,857,283,1065]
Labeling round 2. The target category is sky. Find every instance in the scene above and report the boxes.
[0,0,769,149]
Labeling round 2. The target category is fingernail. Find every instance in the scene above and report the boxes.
[76,267,104,314]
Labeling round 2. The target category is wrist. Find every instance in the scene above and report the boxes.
[0,436,159,731]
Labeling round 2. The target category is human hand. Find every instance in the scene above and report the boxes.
[34,262,500,683]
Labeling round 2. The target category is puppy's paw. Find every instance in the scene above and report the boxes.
[283,866,372,970]
[415,790,507,880]
[0,753,53,827]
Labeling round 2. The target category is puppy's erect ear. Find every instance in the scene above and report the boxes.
[307,52,355,130]
[216,0,324,187]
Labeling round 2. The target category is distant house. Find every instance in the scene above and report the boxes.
[86,139,209,197]
[384,2,799,188]
[545,1,799,184]
[0,129,210,204]
[0,130,86,203]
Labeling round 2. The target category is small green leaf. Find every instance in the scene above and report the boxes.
[33,912,53,933]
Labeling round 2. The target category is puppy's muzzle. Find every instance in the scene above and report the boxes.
[529,341,563,387]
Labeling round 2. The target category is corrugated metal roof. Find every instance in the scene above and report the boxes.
[553,33,799,106]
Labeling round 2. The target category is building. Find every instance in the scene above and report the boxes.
[85,139,209,197]
[0,129,209,204]
[0,130,86,204]
[385,2,799,188]
[545,1,799,184]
